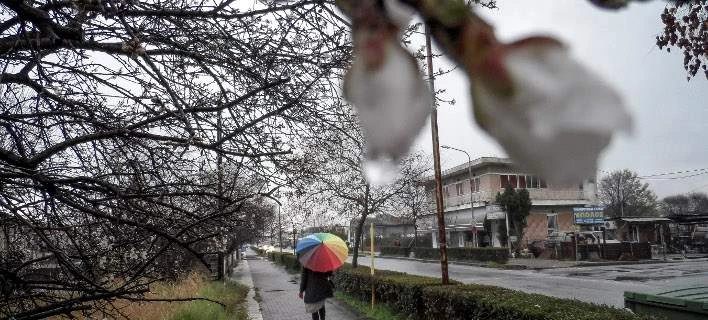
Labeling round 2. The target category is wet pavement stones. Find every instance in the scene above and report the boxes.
[246,251,361,320]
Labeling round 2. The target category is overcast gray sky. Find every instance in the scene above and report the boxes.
[410,0,708,199]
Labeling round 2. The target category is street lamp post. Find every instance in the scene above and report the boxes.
[441,145,477,247]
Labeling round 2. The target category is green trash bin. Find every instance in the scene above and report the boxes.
[625,287,708,320]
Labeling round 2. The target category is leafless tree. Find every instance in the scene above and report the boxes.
[661,192,708,216]
[598,169,658,218]
[289,111,429,267]
[0,0,351,318]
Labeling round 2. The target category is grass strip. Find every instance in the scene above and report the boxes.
[171,280,249,320]
[334,291,405,320]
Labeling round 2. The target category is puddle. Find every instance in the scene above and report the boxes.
[568,272,594,277]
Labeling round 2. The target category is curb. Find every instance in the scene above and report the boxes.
[230,259,263,320]
[372,254,708,270]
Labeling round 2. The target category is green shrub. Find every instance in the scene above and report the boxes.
[421,285,654,320]
[250,246,266,256]
[413,247,509,263]
[266,251,301,272]
[380,246,410,257]
[333,265,653,320]
[333,264,452,319]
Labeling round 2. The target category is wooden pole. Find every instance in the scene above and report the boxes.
[370,222,375,309]
[426,24,449,285]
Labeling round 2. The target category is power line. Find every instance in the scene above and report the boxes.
[598,168,708,180]
[639,171,708,180]
[638,168,708,178]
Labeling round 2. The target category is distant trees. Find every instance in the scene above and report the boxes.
[598,170,658,218]
[660,192,708,216]
[495,186,531,251]
[394,156,432,248]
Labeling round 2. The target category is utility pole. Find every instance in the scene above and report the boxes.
[441,145,476,247]
[278,193,283,255]
[426,26,449,284]
[619,174,625,218]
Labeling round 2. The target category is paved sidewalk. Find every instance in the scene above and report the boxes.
[230,258,263,320]
[246,251,360,320]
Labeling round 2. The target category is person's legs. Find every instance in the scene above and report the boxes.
[318,305,325,320]
[311,311,319,320]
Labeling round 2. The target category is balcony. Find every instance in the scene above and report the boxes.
[431,189,589,210]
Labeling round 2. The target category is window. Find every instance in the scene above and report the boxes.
[502,174,547,189]
[455,182,464,196]
[500,175,510,188]
[443,186,450,197]
[470,177,481,193]
[547,214,559,235]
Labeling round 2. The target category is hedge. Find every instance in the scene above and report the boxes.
[333,265,654,320]
[250,246,265,256]
[414,247,509,264]
[333,264,454,317]
[267,251,301,272]
[422,285,654,320]
[380,246,410,257]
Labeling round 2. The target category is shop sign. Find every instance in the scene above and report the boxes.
[573,207,605,224]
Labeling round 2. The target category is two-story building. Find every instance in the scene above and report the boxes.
[419,157,598,249]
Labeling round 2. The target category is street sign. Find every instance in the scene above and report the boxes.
[573,207,605,224]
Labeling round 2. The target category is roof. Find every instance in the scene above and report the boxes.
[425,157,514,183]
[617,217,672,223]
[666,214,708,224]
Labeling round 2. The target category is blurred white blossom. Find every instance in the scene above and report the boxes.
[472,37,632,185]
[344,0,431,185]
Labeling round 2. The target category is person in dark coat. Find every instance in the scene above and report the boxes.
[299,267,333,320]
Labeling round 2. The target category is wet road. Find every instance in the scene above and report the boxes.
[348,256,708,307]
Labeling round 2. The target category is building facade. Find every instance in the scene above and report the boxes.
[419,157,598,248]
[348,213,416,248]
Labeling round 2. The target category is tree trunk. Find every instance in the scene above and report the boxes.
[351,184,370,268]
[413,215,418,248]
[351,215,367,268]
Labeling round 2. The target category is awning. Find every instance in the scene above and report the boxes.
[619,217,671,223]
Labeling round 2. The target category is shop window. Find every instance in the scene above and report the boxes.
[547,213,559,235]
[509,175,518,188]
[518,175,526,189]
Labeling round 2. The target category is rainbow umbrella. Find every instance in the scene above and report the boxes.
[296,233,348,272]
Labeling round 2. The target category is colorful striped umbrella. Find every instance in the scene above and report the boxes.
[295,233,348,272]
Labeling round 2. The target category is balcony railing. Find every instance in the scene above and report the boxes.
[430,189,587,210]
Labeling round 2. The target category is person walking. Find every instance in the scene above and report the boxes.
[299,266,333,320]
